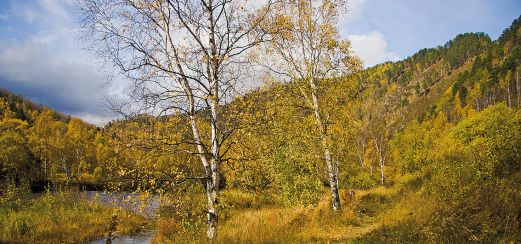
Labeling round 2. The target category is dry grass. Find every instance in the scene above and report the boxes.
[216,187,401,243]
[218,207,307,243]
[152,183,425,243]
[0,191,146,244]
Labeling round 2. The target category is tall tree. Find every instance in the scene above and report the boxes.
[48,120,75,184]
[262,0,361,211]
[0,118,32,183]
[77,0,273,238]
[516,68,521,108]
[28,110,55,181]
[66,118,96,176]
[500,70,513,107]
[28,110,76,183]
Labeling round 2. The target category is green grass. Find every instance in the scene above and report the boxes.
[0,191,146,243]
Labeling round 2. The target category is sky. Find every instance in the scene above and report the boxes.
[0,0,519,125]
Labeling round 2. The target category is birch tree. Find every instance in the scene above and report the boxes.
[28,110,55,181]
[500,70,512,107]
[370,128,386,185]
[262,0,361,211]
[516,69,521,108]
[77,0,273,239]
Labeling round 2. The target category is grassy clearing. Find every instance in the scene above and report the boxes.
[0,191,146,243]
[214,173,426,243]
[152,170,520,243]
[151,185,409,243]
[215,188,390,243]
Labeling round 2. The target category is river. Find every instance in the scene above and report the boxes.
[82,191,159,244]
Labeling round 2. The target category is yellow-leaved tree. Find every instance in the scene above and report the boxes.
[77,0,275,239]
[260,0,361,211]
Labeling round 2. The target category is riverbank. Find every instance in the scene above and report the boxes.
[0,190,146,243]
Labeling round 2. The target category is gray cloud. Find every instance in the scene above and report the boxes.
[0,0,117,126]
[0,40,115,125]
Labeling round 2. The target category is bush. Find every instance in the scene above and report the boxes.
[13,216,34,236]
[347,172,377,190]
[425,104,521,242]
[93,166,104,181]
[269,147,323,206]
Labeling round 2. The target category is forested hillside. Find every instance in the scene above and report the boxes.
[0,88,99,188]
[1,13,520,243]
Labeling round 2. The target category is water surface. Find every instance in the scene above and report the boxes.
[84,191,160,243]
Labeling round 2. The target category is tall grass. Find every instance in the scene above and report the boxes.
[0,190,146,243]
[152,171,520,243]
[152,188,394,243]
[216,188,387,243]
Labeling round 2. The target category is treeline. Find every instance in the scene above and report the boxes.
[337,15,518,187]
[0,92,99,190]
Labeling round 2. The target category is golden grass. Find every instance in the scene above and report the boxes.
[216,187,400,243]
[218,207,307,243]
[0,191,146,244]
[152,182,427,243]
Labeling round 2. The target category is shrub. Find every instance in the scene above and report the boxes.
[347,172,377,190]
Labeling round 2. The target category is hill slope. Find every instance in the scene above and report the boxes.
[128,16,521,243]
[0,88,98,187]
[204,16,521,243]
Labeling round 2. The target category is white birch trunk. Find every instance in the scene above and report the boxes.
[507,82,512,107]
[373,136,385,185]
[206,2,220,238]
[516,72,521,108]
[206,90,220,240]
[44,158,48,180]
[309,78,340,211]
[178,72,218,239]
[356,137,366,168]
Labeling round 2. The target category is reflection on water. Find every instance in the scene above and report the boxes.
[83,191,160,243]
[91,230,155,244]
[82,191,160,217]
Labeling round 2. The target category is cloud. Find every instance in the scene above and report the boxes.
[0,39,113,125]
[0,0,116,126]
[38,0,70,20]
[348,31,400,67]
[74,112,117,127]
[22,7,37,23]
[31,34,55,44]
[339,0,367,37]
[343,0,367,22]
